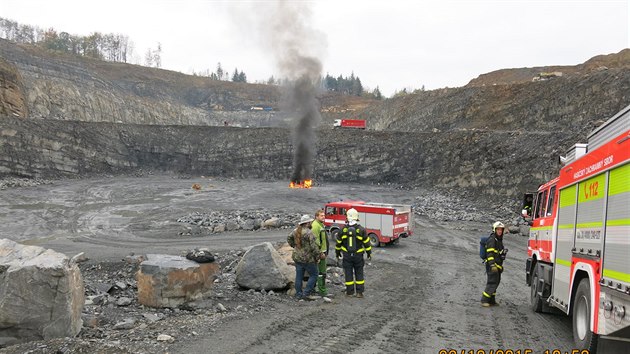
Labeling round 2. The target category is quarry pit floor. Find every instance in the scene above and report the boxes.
[0,176,576,353]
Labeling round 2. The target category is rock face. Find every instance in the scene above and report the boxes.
[0,38,290,127]
[0,57,28,118]
[360,67,630,139]
[0,116,574,199]
[0,239,84,342]
[235,242,294,291]
[136,254,220,308]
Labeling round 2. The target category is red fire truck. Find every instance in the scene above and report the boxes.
[323,200,413,247]
[333,119,366,129]
[525,104,630,353]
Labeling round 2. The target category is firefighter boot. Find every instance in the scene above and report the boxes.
[356,293,364,298]
[490,294,498,306]
[481,291,492,307]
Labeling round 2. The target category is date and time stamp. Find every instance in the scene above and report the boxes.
[438,350,590,354]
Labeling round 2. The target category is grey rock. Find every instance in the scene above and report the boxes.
[115,281,127,290]
[241,219,255,231]
[235,242,294,291]
[213,224,226,233]
[70,252,88,263]
[113,318,136,330]
[0,336,19,347]
[519,225,531,236]
[116,297,132,306]
[226,221,239,231]
[0,239,84,342]
[123,254,146,264]
[157,334,175,342]
[88,294,108,305]
[508,225,520,234]
[263,217,280,228]
[94,282,113,294]
[142,313,161,323]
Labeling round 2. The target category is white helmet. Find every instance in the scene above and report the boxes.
[347,208,359,221]
[299,214,314,225]
[493,221,505,232]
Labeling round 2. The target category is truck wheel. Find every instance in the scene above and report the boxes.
[530,264,543,313]
[368,233,380,248]
[572,279,598,351]
[330,228,340,241]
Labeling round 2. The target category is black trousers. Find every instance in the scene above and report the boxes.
[482,266,502,303]
[342,253,365,294]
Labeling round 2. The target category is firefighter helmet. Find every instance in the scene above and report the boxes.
[347,208,359,221]
[493,221,505,232]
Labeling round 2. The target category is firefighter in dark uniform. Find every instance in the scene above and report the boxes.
[481,221,507,307]
[335,208,372,298]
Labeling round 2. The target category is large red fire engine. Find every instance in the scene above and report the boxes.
[524,104,630,353]
[323,200,413,247]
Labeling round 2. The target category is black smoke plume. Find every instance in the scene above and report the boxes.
[265,1,325,183]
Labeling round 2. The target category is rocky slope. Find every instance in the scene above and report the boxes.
[359,60,630,141]
[0,39,374,128]
[1,38,628,201]
[0,56,27,118]
[467,48,630,86]
[0,116,568,201]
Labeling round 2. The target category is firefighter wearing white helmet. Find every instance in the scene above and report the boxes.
[335,208,372,298]
[481,221,507,307]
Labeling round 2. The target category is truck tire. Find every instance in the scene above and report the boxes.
[572,278,598,352]
[530,264,543,313]
[330,228,340,241]
[368,233,380,248]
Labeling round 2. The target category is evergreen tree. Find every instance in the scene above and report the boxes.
[374,86,382,100]
[216,62,223,81]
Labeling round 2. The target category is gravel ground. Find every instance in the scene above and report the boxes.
[0,176,576,353]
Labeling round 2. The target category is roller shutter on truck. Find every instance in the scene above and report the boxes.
[599,162,630,335]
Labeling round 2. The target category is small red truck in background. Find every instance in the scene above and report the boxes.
[333,119,366,129]
[323,200,413,247]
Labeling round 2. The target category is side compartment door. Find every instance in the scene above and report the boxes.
[600,163,630,334]
[551,184,577,312]
[381,213,393,237]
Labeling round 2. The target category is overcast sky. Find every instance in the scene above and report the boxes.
[2,0,629,96]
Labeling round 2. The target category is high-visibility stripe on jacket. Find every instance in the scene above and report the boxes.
[335,223,372,254]
[484,233,504,268]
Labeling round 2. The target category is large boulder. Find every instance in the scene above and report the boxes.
[0,239,84,342]
[275,242,295,265]
[235,242,294,290]
[137,254,220,308]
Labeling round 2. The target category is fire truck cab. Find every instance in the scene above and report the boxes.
[525,104,630,353]
[323,200,413,247]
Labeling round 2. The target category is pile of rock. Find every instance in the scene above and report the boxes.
[508,215,531,236]
[0,177,53,190]
[413,190,515,223]
[177,210,303,235]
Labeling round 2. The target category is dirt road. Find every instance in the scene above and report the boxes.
[0,176,576,353]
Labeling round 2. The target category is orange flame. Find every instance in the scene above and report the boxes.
[289,179,313,189]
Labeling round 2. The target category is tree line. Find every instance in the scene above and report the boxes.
[0,17,160,67]
[323,73,382,99]
[1,17,383,98]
